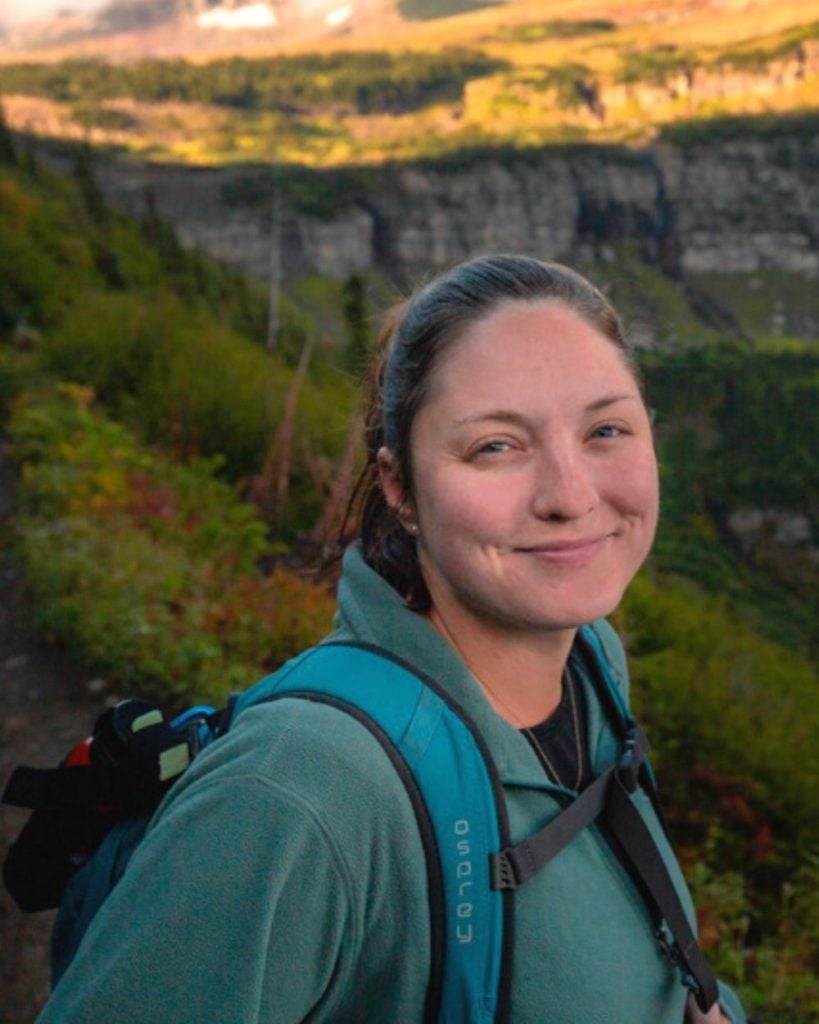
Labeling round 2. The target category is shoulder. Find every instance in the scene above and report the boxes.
[151,693,429,900]
[178,696,423,836]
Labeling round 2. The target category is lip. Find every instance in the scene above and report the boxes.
[517,535,612,562]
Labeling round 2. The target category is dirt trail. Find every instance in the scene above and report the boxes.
[0,442,106,1024]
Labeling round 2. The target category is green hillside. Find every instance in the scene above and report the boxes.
[1,0,817,165]
[1,140,818,1017]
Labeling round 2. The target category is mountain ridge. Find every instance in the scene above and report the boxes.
[1,2,816,168]
[26,118,812,345]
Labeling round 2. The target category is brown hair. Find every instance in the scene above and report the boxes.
[353,253,638,609]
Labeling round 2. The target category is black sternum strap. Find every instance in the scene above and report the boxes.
[489,725,719,1013]
[490,725,650,889]
[489,764,611,890]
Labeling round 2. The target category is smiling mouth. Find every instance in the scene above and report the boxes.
[518,536,613,560]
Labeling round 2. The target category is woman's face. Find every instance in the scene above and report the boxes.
[381,299,659,635]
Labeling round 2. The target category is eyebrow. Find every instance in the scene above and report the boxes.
[585,393,638,413]
[452,394,638,428]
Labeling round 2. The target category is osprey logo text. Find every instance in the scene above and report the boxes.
[454,819,473,944]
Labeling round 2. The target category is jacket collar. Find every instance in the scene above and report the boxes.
[328,545,621,790]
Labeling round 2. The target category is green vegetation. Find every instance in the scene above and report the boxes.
[659,109,819,147]
[0,151,361,534]
[539,63,596,110]
[8,384,335,704]
[2,2,816,164]
[620,575,819,1017]
[615,45,696,85]
[341,273,373,377]
[398,0,495,21]
[712,18,819,73]
[483,18,616,43]
[221,165,379,221]
[642,341,819,656]
[0,50,506,116]
[40,289,285,477]
[0,143,268,339]
[613,19,818,89]
[686,269,819,341]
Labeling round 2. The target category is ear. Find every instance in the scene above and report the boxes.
[377,447,415,524]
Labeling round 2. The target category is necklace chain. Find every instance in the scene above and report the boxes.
[520,673,583,792]
[430,611,585,791]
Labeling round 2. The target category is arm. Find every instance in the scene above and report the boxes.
[37,771,356,1024]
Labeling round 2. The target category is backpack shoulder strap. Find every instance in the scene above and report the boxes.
[485,622,718,1011]
[233,641,512,1024]
[577,620,632,721]
[575,622,664,811]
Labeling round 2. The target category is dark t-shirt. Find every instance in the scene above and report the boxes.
[525,671,592,792]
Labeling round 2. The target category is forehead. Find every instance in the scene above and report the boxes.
[424,299,634,409]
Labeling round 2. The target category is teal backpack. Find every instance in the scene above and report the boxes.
[2,625,718,1021]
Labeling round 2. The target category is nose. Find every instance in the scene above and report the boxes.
[530,441,599,521]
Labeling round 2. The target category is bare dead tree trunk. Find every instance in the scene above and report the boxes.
[300,440,334,497]
[266,163,281,351]
[311,412,362,547]
[249,332,316,521]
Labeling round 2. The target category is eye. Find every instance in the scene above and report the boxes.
[589,423,624,440]
[467,438,515,460]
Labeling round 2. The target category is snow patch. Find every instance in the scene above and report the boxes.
[196,4,278,30]
[325,5,352,26]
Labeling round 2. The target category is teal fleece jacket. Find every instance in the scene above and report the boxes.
[38,545,746,1023]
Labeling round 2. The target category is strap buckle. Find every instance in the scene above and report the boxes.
[654,923,682,966]
[615,728,640,793]
[655,927,711,1011]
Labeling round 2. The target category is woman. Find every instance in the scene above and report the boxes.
[38,255,745,1023]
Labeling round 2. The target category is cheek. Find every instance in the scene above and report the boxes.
[605,447,659,518]
[414,468,507,541]
[626,453,660,527]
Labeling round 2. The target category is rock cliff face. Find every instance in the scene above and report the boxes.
[91,129,818,287]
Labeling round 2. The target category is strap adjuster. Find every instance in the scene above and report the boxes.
[615,725,649,793]
[655,927,711,1011]
[489,849,519,891]
[615,733,639,792]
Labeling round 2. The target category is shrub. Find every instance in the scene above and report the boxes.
[9,385,335,705]
[619,572,819,1017]
[615,46,696,85]
[39,290,286,478]
[486,19,615,43]
[622,571,819,845]
[37,286,362,504]
[0,170,98,331]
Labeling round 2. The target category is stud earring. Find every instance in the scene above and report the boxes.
[406,523,419,536]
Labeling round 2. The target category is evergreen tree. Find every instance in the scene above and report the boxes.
[72,140,108,224]
[141,186,186,275]
[341,273,370,376]
[0,97,17,165]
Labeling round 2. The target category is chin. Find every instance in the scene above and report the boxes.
[469,589,627,635]
[527,589,629,632]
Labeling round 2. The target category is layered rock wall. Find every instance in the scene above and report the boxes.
[88,131,819,284]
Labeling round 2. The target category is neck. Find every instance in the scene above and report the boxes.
[426,601,576,728]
